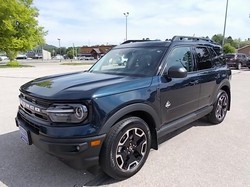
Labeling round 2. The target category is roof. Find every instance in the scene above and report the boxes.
[237,45,250,51]
[80,45,115,54]
[80,47,93,54]
[92,48,101,54]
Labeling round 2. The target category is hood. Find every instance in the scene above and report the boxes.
[20,72,153,100]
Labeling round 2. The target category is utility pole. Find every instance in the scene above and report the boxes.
[57,38,61,62]
[123,12,129,41]
[73,43,75,60]
[222,0,229,49]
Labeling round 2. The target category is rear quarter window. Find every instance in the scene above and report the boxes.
[209,47,225,66]
[194,47,212,70]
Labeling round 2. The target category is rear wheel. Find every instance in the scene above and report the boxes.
[100,117,151,180]
[207,90,229,124]
[237,63,242,70]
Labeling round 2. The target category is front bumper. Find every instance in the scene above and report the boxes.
[15,115,106,169]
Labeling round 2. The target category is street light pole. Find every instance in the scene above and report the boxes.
[57,38,61,61]
[57,38,61,55]
[73,43,75,59]
[222,0,229,49]
[123,12,129,41]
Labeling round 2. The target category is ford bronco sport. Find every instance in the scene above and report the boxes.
[16,36,231,180]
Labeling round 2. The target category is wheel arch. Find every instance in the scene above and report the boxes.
[220,85,231,111]
[99,103,161,150]
[212,77,231,110]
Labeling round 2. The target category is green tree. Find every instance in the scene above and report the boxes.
[212,34,223,45]
[57,47,66,55]
[233,38,241,49]
[225,36,238,48]
[66,47,77,59]
[223,43,236,54]
[67,48,74,59]
[0,0,46,62]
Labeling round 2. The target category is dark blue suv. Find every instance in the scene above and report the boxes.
[16,36,231,180]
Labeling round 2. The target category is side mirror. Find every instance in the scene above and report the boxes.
[164,66,187,78]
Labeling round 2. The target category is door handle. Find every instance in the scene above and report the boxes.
[189,80,199,86]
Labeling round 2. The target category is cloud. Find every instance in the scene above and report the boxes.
[33,0,250,47]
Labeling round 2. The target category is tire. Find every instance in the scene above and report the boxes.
[100,117,151,180]
[237,63,242,70]
[207,90,229,124]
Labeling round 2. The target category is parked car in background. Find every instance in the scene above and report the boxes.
[78,56,94,60]
[246,56,250,69]
[0,56,9,61]
[224,53,248,70]
[52,55,64,60]
[16,54,27,59]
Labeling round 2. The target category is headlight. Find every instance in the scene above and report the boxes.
[46,104,88,123]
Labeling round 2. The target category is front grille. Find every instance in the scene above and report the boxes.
[20,93,51,108]
[19,93,51,122]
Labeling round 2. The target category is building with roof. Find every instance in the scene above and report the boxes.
[79,45,115,59]
[237,45,250,56]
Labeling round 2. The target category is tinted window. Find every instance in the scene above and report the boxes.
[195,47,212,70]
[242,54,247,59]
[209,47,225,66]
[165,47,193,72]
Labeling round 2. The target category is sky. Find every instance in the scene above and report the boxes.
[33,0,250,47]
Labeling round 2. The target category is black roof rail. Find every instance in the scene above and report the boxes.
[171,36,217,44]
[121,39,161,44]
[121,40,150,44]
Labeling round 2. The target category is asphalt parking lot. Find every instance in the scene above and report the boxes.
[0,62,250,187]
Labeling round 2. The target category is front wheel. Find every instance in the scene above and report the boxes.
[100,117,151,180]
[207,90,229,124]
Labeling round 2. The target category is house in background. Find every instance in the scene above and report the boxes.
[237,45,250,56]
[79,45,115,59]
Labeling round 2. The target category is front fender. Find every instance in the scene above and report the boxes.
[98,103,161,134]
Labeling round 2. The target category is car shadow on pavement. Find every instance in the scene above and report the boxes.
[158,117,216,145]
[0,130,117,187]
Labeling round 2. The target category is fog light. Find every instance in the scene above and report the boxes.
[76,145,80,151]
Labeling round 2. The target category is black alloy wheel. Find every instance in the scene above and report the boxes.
[207,90,229,124]
[115,127,147,171]
[100,117,151,180]
[215,92,228,121]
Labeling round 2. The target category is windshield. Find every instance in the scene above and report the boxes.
[89,47,165,76]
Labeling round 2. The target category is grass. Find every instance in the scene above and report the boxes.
[0,61,33,68]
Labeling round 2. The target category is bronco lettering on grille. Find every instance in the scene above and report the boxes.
[20,99,41,113]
